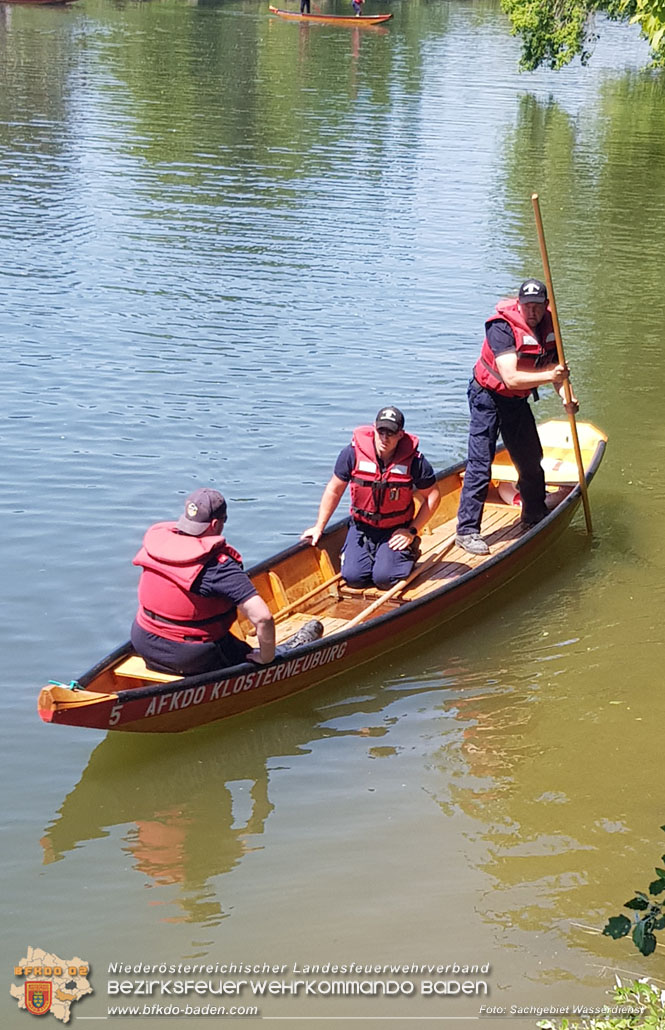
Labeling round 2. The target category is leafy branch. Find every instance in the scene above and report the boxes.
[603,825,665,957]
[500,0,665,70]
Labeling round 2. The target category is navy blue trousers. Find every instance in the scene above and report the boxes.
[131,620,251,676]
[456,379,547,535]
[341,521,417,590]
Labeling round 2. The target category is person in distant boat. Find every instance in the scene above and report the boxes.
[301,406,441,589]
[131,488,275,675]
[352,0,365,14]
[300,0,311,12]
[455,278,579,556]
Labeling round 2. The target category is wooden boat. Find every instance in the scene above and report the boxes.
[2,0,80,5]
[38,420,606,735]
[268,5,393,26]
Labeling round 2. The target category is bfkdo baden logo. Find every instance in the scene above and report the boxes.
[25,982,52,1016]
[10,947,92,1022]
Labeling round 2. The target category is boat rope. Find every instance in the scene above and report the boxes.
[48,679,84,691]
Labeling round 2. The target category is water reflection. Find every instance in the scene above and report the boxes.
[41,738,269,926]
[40,674,443,927]
[425,603,661,978]
[456,687,537,780]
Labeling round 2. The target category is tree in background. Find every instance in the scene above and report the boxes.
[501,0,665,70]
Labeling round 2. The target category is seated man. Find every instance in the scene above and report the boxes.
[301,407,440,590]
[131,488,275,676]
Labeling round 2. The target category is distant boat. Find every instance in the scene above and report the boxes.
[38,419,607,735]
[2,0,80,5]
[269,5,392,26]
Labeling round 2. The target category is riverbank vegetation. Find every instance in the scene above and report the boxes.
[603,826,665,957]
[537,978,665,1029]
[502,0,665,69]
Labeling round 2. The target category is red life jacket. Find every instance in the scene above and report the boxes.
[474,299,557,399]
[349,426,419,529]
[133,522,244,643]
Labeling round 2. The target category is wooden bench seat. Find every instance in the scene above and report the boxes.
[114,655,179,683]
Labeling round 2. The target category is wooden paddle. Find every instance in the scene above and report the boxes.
[342,532,458,631]
[531,193,593,534]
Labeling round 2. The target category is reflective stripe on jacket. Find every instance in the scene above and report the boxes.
[349,426,418,529]
[133,522,243,642]
[473,299,557,398]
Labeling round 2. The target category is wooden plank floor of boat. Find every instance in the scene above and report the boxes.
[270,503,521,644]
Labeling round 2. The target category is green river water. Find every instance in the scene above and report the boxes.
[1,0,664,1026]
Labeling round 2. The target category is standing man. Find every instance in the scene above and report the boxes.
[301,407,441,590]
[131,488,275,675]
[455,278,578,555]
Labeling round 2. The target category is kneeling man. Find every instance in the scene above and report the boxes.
[302,407,440,590]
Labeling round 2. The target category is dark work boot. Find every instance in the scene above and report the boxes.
[518,512,547,533]
[276,620,324,655]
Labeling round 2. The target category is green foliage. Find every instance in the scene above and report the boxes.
[602,827,665,957]
[537,978,665,1029]
[604,914,632,938]
[500,0,665,70]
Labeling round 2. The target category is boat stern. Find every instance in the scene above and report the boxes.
[38,681,118,729]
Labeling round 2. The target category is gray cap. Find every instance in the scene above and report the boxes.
[175,488,227,536]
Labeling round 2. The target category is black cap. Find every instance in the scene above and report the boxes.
[375,406,405,432]
[176,488,227,536]
[518,279,548,304]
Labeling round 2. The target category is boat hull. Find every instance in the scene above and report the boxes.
[38,421,606,734]
[268,6,392,26]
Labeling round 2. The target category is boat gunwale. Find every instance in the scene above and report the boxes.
[78,434,606,707]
